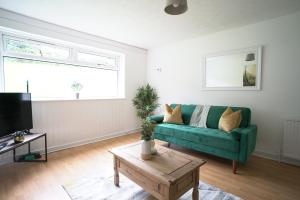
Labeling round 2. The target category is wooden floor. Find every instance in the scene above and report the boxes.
[0,133,300,200]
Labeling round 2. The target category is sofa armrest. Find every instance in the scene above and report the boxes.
[147,115,164,124]
[232,125,257,163]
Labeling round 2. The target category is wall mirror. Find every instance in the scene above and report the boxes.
[203,46,262,90]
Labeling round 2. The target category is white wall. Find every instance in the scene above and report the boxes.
[0,9,146,163]
[147,12,300,159]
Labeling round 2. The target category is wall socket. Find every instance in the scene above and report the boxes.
[155,67,162,72]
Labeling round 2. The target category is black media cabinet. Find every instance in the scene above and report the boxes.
[0,133,47,162]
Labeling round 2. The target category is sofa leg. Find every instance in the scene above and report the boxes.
[232,160,237,174]
[167,142,171,148]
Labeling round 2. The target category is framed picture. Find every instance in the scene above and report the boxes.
[203,46,262,90]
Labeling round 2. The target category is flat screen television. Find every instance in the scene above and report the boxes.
[0,93,33,139]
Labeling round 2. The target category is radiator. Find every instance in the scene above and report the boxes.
[281,119,300,164]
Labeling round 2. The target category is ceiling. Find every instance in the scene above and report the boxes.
[1,0,300,49]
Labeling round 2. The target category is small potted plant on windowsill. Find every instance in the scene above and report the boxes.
[132,84,159,160]
[71,81,83,99]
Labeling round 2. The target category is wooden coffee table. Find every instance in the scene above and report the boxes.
[110,142,206,200]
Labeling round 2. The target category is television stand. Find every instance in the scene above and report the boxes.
[0,135,13,144]
[0,133,47,162]
[0,142,8,151]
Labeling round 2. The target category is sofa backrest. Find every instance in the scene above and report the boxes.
[170,104,251,128]
[207,106,251,128]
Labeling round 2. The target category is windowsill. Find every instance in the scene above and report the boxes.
[32,96,125,102]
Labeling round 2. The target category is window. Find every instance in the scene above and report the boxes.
[77,52,117,69]
[4,57,118,99]
[1,33,124,100]
[4,35,70,60]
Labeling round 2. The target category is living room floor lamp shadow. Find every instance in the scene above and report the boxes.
[203,46,262,90]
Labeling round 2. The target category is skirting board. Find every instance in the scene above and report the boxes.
[2,135,299,167]
[0,128,141,165]
[254,150,300,167]
[280,156,300,167]
[47,128,141,153]
[253,150,280,161]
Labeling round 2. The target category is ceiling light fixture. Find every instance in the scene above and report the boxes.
[164,0,188,15]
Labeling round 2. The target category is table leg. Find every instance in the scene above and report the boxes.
[114,155,119,187]
[192,168,199,200]
[44,134,48,162]
[28,142,31,154]
[13,149,16,162]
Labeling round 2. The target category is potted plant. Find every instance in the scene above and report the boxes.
[71,81,83,99]
[132,84,159,160]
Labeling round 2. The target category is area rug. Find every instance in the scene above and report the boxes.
[62,173,240,200]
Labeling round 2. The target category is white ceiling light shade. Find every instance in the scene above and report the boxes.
[164,0,188,15]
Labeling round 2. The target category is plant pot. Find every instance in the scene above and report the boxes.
[14,135,24,143]
[76,93,80,99]
[141,140,152,160]
[150,139,157,155]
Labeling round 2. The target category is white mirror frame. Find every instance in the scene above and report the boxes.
[203,46,262,91]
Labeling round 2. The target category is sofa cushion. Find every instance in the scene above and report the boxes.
[218,107,241,132]
[170,104,196,125]
[207,106,251,129]
[154,123,240,152]
[163,104,184,124]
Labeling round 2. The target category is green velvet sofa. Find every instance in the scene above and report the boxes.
[149,104,257,174]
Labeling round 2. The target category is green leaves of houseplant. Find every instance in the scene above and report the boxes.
[132,84,159,141]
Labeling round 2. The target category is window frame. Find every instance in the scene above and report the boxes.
[0,29,125,101]
[75,49,120,70]
[3,34,71,60]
